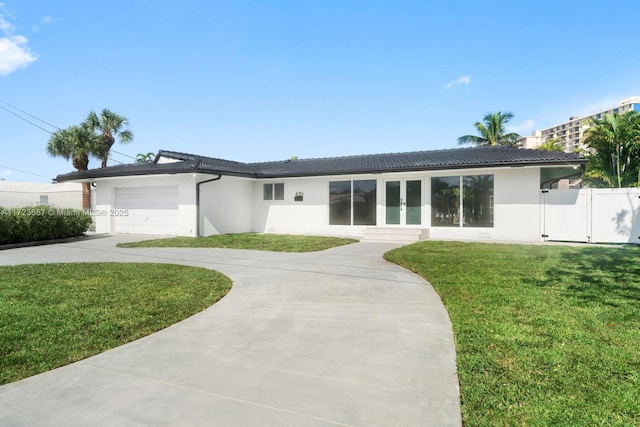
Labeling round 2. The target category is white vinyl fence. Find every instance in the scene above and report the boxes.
[541,188,640,244]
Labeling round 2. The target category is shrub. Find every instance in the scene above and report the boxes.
[0,206,92,245]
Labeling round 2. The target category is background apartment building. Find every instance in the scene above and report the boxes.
[520,96,640,152]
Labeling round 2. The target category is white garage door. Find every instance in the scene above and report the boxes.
[114,186,179,235]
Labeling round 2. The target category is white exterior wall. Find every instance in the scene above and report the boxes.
[493,167,542,240]
[44,190,84,210]
[252,175,375,238]
[87,165,556,242]
[0,181,83,209]
[249,167,545,242]
[425,167,542,241]
[93,174,197,236]
[199,175,254,235]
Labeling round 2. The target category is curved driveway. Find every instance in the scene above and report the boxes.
[0,235,461,426]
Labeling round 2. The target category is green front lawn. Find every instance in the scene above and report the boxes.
[385,241,640,427]
[0,263,232,385]
[117,233,358,252]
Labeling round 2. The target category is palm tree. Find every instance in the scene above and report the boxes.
[46,125,100,209]
[136,152,155,163]
[582,111,640,188]
[457,111,521,147]
[85,109,134,167]
[538,138,565,152]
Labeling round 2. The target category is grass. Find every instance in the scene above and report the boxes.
[0,263,232,385]
[116,233,359,252]
[385,241,640,427]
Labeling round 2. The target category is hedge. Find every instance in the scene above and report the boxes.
[0,206,92,245]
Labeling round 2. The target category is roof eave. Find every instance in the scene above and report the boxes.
[56,167,257,182]
[255,159,588,178]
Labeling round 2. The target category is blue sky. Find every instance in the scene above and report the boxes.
[1,0,639,182]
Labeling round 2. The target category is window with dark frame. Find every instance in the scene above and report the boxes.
[274,183,284,200]
[329,180,377,226]
[263,183,285,200]
[431,175,493,228]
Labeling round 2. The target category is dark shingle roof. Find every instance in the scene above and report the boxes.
[56,146,586,182]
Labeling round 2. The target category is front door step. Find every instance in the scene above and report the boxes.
[360,227,430,243]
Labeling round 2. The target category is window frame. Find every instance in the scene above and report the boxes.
[430,174,494,228]
[329,179,377,226]
[263,183,285,201]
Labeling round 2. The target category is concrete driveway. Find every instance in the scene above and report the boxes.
[0,235,461,427]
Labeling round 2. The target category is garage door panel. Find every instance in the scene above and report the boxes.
[115,186,179,235]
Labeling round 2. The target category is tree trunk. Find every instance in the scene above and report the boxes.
[101,134,115,168]
[82,182,91,210]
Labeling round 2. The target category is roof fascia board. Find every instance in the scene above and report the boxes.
[253,160,587,179]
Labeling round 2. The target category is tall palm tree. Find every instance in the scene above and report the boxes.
[46,125,99,209]
[85,109,134,167]
[582,111,640,188]
[457,111,521,147]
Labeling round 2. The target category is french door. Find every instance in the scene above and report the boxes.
[385,179,422,225]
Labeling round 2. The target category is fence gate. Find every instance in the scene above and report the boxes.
[541,188,640,244]
[541,189,590,242]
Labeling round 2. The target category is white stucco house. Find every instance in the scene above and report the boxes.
[55,146,587,242]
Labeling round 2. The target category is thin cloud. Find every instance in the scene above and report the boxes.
[508,119,536,133]
[33,15,53,31]
[445,75,471,90]
[0,6,37,75]
[0,15,12,32]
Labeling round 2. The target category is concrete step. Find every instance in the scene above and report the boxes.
[360,227,429,244]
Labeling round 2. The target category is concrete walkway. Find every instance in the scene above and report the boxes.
[0,235,461,427]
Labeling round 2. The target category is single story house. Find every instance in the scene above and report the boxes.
[56,146,586,242]
[0,180,84,209]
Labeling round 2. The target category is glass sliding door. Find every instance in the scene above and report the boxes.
[353,180,377,225]
[406,180,422,225]
[431,177,460,227]
[329,181,351,225]
[329,180,378,226]
[385,181,401,225]
[462,175,493,227]
[431,175,494,228]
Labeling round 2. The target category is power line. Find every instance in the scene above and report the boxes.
[0,99,61,131]
[0,163,53,180]
[110,149,137,161]
[107,157,124,165]
[0,104,55,134]
[0,100,137,163]
[0,154,124,181]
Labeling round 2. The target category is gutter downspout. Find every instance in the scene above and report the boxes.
[196,174,222,237]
